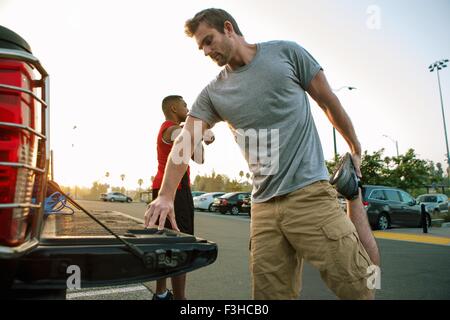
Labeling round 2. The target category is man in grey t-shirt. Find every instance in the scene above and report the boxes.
[145,8,379,299]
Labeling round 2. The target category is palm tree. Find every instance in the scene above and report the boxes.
[246,172,251,182]
[120,174,126,195]
[105,171,110,192]
[138,178,143,192]
[239,170,244,183]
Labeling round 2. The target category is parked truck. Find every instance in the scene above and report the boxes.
[0,25,217,299]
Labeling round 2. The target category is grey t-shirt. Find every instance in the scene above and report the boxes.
[188,40,330,203]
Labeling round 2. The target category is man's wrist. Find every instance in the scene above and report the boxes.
[351,143,362,156]
[157,190,175,202]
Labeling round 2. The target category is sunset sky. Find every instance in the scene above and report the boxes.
[1,0,449,189]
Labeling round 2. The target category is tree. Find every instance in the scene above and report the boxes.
[239,170,244,182]
[430,162,444,184]
[386,149,431,191]
[120,174,126,194]
[325,153,342,176]
[246,172,251,182]
[105,171,110,192]
[138,178,143,192]
[89,181,109,200]
[360,149,389,186]
[192,172,252,192]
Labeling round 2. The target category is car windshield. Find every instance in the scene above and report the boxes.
[221,193,238,199]
[418,195,437,202]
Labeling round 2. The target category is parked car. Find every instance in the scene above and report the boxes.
[191,191,206,198]
[100,192,132,203]
[212,192,251,215]
[241,195,251,216]
[361,185,431,230]
[193,192,225,212]
[416,193,449,220]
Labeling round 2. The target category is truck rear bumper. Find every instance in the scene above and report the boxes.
[6,210,218,290]
[11,236,217,290]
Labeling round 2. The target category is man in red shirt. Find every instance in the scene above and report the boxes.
[150,95,213,300]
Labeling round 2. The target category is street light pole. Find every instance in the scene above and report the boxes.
[332,86,357,160]
[382,134,399,157]
[429,59,449,183]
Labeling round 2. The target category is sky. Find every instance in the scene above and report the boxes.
[1,0,449,190]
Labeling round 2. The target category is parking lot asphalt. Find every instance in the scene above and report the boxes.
[65,201,450,300]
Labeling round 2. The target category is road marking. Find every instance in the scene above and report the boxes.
[110,210,145,224]
[66,285,149,299]
[374,231,450,246]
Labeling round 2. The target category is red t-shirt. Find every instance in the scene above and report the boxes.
[152,120,190,190]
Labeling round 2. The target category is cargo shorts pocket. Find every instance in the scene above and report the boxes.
[321,216,371,282]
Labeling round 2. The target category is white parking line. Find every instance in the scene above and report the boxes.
[66,285,150,299]
[110,211,145,224]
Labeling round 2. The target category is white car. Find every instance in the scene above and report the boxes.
[416,193,449,219]
[100,192,132,203]
[193,192,225,212]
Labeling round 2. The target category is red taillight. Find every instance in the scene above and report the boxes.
[221,199,228,206]
[362,201,369,208]
[0,59,37,246]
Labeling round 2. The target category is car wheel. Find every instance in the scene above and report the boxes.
[208,204,214,212]
[110,198,115,202]
[231,206,239,215]
[376,213,390,230]
[127,198,132,203]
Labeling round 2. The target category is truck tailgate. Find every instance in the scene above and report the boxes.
[11,210,217,290]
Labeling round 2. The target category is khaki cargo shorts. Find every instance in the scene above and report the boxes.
[249,180,375,300]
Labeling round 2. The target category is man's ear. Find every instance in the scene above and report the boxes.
[224,21,234,36]
[170,105,177,113]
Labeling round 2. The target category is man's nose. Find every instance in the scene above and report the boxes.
[203,46,212,56]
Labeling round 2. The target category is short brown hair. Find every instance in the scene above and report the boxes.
[185,8,243,38]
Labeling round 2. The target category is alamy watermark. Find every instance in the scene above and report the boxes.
[367,265,381,290]
[366,5,382,30]
[171,120,280,176]
[66,265,81,290]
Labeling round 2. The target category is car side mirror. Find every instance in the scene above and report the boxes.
[409,200,416,206]
[438,200,443,203]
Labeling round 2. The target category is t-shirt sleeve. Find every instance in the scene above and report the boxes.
[289,42,323,91]
[188,86,222,128]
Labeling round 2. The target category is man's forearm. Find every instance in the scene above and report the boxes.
[158,138,191,200]
[322,94,361,155]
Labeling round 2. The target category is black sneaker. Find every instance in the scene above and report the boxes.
[329,153,361,200]
[152,290,174,300]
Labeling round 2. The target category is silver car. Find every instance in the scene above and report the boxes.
[416,193,449,219]
[100,192,132,203]
[193,192,225,212]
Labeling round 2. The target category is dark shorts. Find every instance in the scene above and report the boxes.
[152,173,194,235]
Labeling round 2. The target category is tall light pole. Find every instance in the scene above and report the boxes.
[382,134,399,157]
[332,86,357,160]
[429,59,449,183]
